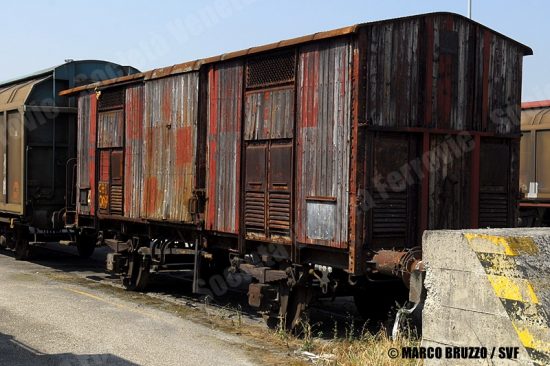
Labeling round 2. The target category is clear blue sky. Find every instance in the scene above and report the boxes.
[1,0,547,101]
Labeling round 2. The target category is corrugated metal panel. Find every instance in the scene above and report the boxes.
[142,73,198,222]
[124,85,144,218]
[296,38,352,248]
[97,110,124,148]
[206,61,243,234]
[76,94,97,216]
[244,88,294,140]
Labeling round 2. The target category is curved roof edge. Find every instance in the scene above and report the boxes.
[0,60,139,89]
[60,12,533,97]
[522,100,550,110]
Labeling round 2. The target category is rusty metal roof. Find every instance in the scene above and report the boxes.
[522,100,550,110]
[59,12,532,97]
[0,76,50,112]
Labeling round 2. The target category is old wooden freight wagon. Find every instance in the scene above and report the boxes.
[62,12,531,327]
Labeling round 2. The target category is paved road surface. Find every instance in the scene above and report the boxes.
[0,248,258,366]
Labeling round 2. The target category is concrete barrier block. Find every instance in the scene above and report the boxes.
[423,231,486,274]
[422,339,528,366]
[422,228,550,366]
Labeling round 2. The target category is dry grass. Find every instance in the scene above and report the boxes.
[310,329,422,366]
[285,315,423,366]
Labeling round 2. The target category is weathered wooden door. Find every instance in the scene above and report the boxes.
[244,141,292,241]
[97,90,125,216]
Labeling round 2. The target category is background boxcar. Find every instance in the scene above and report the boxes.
[0,61,138,259]
[519,100,550,226]
[62,12,531,327]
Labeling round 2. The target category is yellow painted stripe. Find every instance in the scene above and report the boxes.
[465,234,539,256]
[487,275,539,304]
[512,323,550,354]
[66,287,107,302]
[465,233,548,360]
[475,252,523,277]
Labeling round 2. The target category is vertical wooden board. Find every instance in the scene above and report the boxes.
[97,110,124,148]
[89,95,97,215]
[428,135,471,230]
[99,150,110,182]
[142,73,198,222]
[124,84,144,218]
[365,14,524,135]
[487,37,522,135]
[366,18,421,128]
[206,61,243,234]
[435,15,455,130]
[76,95,90,215]
[297,38,352,248]
[244,88,294,141]
[76,93,97,216]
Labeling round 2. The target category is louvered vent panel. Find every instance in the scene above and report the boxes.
[372,191,407,238]
[110,185,123,215]
[479,191,508,228]
[268,192,291,237]
[98,89,125,111]
[245,192,266,235]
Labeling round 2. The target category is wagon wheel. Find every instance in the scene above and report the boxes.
[285,285,312,333]
[14,234,31,261]
[261,284,312,332]
[123,253,150,291]
[261,283,289,329]
[76,233,96,258]
[353,280,408,324]
[0,235,8,250]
